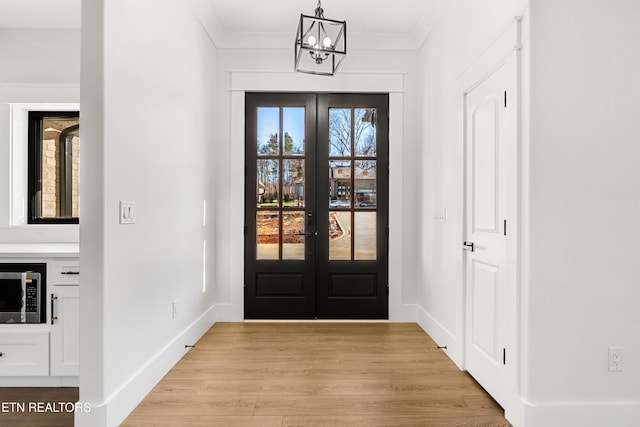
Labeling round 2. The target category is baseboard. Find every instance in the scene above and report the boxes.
[414,304,462,369]
[75,304,218,427]
[389,303,417,322]
[211,303,232,322]
[521,399,640,427]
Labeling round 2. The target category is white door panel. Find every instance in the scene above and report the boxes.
[472,98,500,234]
[464,55,516,408]
[471,259,499,361]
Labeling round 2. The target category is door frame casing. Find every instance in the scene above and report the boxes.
[227,71,408,322]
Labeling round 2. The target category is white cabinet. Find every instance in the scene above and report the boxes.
[0,257,80,383]
[50,285,79,376]
[48,259,80,285]
[49,259,80,377]
[0,329,49,376]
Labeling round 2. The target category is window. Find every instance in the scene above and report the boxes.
[28,111,80,223]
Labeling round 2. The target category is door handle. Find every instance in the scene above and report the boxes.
[51,294,58,325]
[297,231,318,238]
[463,241,474,252]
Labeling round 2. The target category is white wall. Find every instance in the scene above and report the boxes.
[212,47,421,320]
[419,0,640,426]
[416,0,527,368]
[0,29,80,84]
[78,0,218,425]
[523,0,640,425]
[416,0,527,424]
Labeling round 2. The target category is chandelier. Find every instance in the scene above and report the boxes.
[294,0,347,76]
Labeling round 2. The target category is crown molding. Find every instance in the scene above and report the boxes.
[411,0,449,49]
[189,0,440,51]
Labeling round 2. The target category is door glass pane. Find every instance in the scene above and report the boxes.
[283,211,305,260]
[329,161,351,208]
[283,159,305,207]
[329,211,351,260]
[257,211,279,260]
[257,107,279,155]
[355,108,376,156]
[257,159,280,207]
[355,212,376,260]
[283,108,305,155]
[329,108,351,156]
[355,160,376,208]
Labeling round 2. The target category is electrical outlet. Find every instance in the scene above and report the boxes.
[172,301,179,319]
[609,346,624,372]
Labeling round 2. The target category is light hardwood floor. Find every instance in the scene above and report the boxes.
[0,387,78,427]
[122,322,511,427]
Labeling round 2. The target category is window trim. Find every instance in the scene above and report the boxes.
[27,110,80,224]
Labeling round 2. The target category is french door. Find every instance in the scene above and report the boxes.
[245,92,389,319]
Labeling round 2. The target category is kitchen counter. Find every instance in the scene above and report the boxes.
[0,243,79,257]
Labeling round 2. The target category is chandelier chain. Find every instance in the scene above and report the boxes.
[315,0,325,18]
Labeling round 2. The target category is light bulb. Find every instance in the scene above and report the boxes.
[307,35,316,46]
[323,37,332,47]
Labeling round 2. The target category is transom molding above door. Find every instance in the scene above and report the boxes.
[230,71,405,93]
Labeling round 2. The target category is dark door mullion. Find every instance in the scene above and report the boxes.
[278,107,284,261]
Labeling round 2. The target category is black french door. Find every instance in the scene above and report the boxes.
[245,92,388,319]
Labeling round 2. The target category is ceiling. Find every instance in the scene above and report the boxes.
[0,0,448,49]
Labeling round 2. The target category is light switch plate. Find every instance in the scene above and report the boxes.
[434,208,447,223]
[172,300,179,319]
[119,201,136,224]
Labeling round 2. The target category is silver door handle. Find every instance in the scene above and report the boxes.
[297,231,317,238]
[463,241,474,252]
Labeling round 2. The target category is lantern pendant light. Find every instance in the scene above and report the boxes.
[294,0,347,76]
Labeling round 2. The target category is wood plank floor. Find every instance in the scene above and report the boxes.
[0,387,78,427]
[123,322,512,427]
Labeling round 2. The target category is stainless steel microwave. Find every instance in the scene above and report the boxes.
[0,272,42,323]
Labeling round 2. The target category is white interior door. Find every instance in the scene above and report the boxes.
[464,55,516,408]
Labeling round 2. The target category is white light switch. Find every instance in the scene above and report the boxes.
[434,208,447,223]
[119,201,136,224]
[172,301,179,319]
